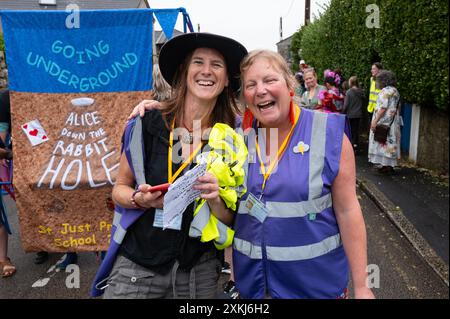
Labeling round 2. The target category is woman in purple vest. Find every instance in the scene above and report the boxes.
[127,50,375,299]
[233,50,374,299]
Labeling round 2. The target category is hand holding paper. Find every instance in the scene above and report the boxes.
[163,163,207,229]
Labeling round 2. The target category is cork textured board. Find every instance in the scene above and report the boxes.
[11,91,152,252]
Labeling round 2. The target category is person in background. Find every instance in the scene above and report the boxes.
[321,75,344,112]
[299,59,308,73]
[368,70,401,175]
[342,76,366,151]
[333,68,345,95]
[341,79,349,99]
[293,72,305,106]
[0,89,15,277]
[367,62,383,123]
[300,68,326,110]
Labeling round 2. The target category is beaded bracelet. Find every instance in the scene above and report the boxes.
[131,189,145,209]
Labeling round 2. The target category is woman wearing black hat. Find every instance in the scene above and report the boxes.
[99,33,247,299]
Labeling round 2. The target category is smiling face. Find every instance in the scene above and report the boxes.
[303,70,318,89]
[242,57,291,129]
[185,47,229,104]
[371,64,380,77]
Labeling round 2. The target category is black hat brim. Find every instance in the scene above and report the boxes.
[158,32,248,93]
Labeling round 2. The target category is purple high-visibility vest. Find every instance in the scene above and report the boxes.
[233,108,349,299]
[91,117,145,297]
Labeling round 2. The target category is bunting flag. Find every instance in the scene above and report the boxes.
[154,10,179,40]
[0,9,153,252]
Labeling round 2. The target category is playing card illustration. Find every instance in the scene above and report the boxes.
[22,119,49,146]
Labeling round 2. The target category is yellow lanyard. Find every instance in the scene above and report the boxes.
[255,105,300,195]
[168,119,203,183]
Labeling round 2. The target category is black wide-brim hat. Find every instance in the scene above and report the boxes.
[158,32,248,93]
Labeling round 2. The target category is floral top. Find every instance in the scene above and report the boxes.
[368,86,401,165]
[376,86,400,125]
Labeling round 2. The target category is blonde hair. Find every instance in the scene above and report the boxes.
[348,76,359,88]
[303,67,317,79]
[240,50,296,96]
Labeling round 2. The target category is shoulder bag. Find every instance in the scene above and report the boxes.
[373,99,400,144]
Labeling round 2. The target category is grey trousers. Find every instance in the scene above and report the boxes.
[103,252,221,299]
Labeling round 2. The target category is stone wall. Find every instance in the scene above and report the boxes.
[417,107,449,174]
[276,36,293,70]
[0,51,7,89]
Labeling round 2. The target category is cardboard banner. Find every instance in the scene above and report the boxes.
[0,9,154,252]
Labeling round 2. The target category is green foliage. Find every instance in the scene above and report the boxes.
[292,0,449,111]
[290,29,303,72]
[0,33,4,52]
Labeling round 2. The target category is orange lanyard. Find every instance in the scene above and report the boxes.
[255,105,300,195]
[168,119,202,183]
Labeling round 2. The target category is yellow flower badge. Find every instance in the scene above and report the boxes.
[293,141,310,155]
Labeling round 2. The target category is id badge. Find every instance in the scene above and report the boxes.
[245,193,269,223]
[153,209,182,230]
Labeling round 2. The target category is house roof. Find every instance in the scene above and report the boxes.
[276,34,294,46]
[154,29,184,45]
[0,0,148,10]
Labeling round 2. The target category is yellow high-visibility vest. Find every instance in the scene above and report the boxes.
[189,123,248,250]
[367,77,380,113]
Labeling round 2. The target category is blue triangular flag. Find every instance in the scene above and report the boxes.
[154,11,179,40]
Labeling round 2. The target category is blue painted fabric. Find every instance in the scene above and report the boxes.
[154,10,179,40]
[0,9,154,93]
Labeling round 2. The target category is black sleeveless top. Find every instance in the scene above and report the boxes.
[119,110,216,274]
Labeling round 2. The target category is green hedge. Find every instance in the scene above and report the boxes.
[0,33,4,52]
[291,0,449,111]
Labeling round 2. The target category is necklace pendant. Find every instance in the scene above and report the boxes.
[182,132,193,144]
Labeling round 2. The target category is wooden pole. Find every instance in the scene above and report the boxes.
[305,0,311,25]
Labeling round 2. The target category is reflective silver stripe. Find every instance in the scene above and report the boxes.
[189,203,210,238]
[189,202,229,244]
[233,237,262,259]
[215,220,228,245]
[112,210,121,227]
[130,117,146,185]
[265,193,332,218]
[242,159,249,190]
[266,233,342,261]
[224,135,238,154]
[309,112,327,200]
[113,223,127,244]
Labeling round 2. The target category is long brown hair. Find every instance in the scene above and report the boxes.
[162,51,240,129]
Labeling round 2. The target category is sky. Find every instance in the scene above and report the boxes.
[148,0,331,51]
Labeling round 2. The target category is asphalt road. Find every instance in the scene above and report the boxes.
[356,153,449,264]
[0,190,448,299]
